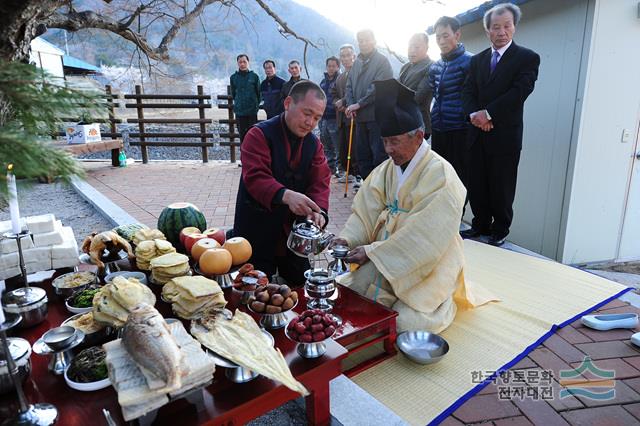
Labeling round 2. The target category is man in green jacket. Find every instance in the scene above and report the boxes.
[230,54,261,146]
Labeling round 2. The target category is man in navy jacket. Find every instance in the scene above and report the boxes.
[461,3,540,246]
[429,16,472,193]
[260,60,285,119]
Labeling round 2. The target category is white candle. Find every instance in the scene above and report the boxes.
[7,164,21,234]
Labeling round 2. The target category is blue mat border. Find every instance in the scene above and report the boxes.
[428,285,634,425]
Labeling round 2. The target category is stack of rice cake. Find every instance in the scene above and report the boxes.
[162,276,227,319]
[0,214,79,280]
[135,239,175,270]
[150,253,190,285]
[104,321,215,421]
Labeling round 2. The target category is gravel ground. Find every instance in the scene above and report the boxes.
[0,180,310,425]
[0,179,113,247]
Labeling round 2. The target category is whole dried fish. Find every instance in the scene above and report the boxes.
[122,303,183,393]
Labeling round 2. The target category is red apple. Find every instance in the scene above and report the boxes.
[191,238,221,261]
[184,233,207,254]
[202,227,226,245]
[179,227,201,245]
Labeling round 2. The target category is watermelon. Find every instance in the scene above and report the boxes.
[157,202,206,250]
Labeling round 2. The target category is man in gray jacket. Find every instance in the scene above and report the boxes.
[398,33,433,139]
[345,29,393,179]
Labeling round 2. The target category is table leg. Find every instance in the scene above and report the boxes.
[305,381,330,426]
[383,318,398,355]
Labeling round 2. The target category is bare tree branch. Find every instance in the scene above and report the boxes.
[47,0,225,61]
[252,0,318,78]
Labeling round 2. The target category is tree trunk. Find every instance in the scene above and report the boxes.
[0,0,63,126]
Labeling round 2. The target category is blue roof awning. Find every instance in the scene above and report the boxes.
[427,0,534,34]
[62,55,100,72]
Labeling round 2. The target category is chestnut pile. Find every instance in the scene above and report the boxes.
[233,263,268,291]
[287,310,338,343]
[249,284,298,314]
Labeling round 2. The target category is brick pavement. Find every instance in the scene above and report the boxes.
[83,161,640,425]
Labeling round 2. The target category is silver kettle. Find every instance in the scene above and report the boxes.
[287,218,334,258]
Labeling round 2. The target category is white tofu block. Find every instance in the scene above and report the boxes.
[23,246,52,265]
[0,234,34,254]
[33,220,63,247]
[0,252,19,270]
[51,227,79,260]
[0,265,21,281]
[51,256,79,270]
[25,259,53,274]
[26,214,56,234]
[0,220,11,234]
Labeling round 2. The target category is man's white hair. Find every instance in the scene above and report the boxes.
[407,126,425,137]
[483,3,522,31]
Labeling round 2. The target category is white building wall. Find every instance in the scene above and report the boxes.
[459,0,591,260]
[561,0,640,263]
[29,38,65,79]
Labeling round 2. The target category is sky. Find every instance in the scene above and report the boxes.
[294,0,485,56]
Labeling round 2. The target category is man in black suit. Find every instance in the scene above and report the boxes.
[461,3,540,246]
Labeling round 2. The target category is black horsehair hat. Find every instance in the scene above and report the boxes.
[374,79,424,137]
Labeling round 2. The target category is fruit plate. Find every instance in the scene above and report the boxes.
[284,321,336,359]
[246,300,298,329]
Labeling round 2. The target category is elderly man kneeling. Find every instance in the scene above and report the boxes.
[334,79,493,333]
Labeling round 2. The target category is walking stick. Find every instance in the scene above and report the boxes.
[344,117,355,198]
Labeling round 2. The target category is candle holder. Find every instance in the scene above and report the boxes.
[0,313,58,426]
[2,230,32,289]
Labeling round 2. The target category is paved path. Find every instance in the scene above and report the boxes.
[83,161,640,425]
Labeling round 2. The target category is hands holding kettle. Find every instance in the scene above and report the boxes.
[282,189,326,228]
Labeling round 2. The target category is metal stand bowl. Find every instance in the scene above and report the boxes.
[285,325,335,359]
[32,330,85,375]
[202,329,274,383]
[247,301,298,330]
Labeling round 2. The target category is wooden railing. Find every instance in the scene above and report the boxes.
[56,84,241,164]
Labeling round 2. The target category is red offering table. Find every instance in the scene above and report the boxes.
[0,265,398,425]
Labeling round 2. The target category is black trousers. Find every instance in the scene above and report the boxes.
[355,120,386,179]
[468,138,521,239]
[237,114,258,144]
[431,129,470,188]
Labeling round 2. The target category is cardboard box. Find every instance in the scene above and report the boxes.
[65,123,102,145]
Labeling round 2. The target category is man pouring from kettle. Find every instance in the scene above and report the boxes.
[331,79,495,333]
[231,80,332,286]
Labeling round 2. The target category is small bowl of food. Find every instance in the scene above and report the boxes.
[65,286,102,314]
[64,346,110,391]
[396,331,449,365]
[104,271,148,285]
[62,312,112,348]
[52,271,98,298]
[285,309,338,358]
[42,326,77,351]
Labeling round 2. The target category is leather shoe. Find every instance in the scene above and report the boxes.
[488,235,506,246]
[460,228,486,239]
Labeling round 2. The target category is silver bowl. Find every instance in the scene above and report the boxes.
[1,287,48,328]
[62,313,115,348]
[247,300,298,330]
[52,271,98,298]
[0,337,32,395]
[397,331,449,365]
[42,326,77,351]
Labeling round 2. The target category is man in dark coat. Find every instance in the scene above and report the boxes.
[260,59,285,119]
[276,60,304,115]
[232,81,331,286]
[230,54,261,145]
[398,33,433,139]
[345,29,393,180]
[461,3,540,246]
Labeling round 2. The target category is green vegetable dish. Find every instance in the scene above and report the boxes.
[67,347,108,383]
[69,287,101,308]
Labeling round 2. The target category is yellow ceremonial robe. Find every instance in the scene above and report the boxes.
[337,142,495,333]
